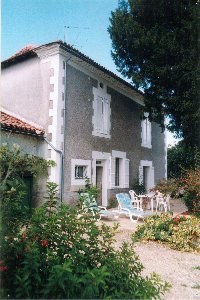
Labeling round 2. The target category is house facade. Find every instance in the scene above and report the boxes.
[1,41,167,206]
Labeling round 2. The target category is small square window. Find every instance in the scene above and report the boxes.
[75,165,87,179]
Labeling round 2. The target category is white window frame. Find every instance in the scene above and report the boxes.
[139,160,154,191]
[92,86,111,139]
[110,151,129,189]
[141,112,152,148]
[71,159,91,186]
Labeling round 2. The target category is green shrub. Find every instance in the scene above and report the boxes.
[107,196,118,209]
[0,144,55,237]
[131,180,146,195]
[1,203,170,299]
[133,213,200,253]
[181,169,200,215]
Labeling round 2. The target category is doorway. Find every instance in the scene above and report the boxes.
[143,166,150,192]
[96,166,103,205]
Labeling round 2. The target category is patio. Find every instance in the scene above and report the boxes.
[98,198,200,300]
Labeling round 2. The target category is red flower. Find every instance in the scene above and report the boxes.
[41,240,48,247]
[0,266,7,271]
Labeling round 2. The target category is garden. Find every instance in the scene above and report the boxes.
[0,144,199,299]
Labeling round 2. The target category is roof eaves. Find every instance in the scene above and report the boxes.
[2,40,143,97]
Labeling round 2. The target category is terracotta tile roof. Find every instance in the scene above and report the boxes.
[8,45,37,60]
[0,111,44,136]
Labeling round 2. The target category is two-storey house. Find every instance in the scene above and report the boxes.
[1,41,167,206]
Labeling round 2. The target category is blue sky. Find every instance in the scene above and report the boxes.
[2,0,177,146]
[2,0,119,74]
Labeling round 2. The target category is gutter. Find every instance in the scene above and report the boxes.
[43,137,64,204]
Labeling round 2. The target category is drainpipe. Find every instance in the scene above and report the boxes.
[43,137,64,204]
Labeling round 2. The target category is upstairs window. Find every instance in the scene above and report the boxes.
[141,112,152,148]
[92,86,111,138]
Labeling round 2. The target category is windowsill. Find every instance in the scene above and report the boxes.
[141,143,152,149]
[92,131,111,139]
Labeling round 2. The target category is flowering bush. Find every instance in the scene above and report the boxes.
[153,168,200,214]
[181,168,200,214]
[0,203,171,299]
[133,213,200,253]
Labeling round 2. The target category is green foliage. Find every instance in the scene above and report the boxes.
[0,143,55,194]
[107,195,118,209]
[181,168,200,215]
[108,0,200,148]
[0,144,55,237]
[43,182,60,215]
[1,183,31,237]
[153,178,182,197]
[78,177,99,204]
[1,203,170,299]
[133,213,200,253]
[154,168,200,213]
[168,143,200,178]
[132,180,146,195]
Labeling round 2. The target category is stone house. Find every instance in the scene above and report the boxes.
[1,41,167,206]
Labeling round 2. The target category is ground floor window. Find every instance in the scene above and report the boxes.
[115,158,120,186]
[71,159,91,186]
[75,165,87,179]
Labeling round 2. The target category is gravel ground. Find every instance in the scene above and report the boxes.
[99,199,200,300]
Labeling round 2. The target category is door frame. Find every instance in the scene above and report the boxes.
[92,151,110,206]
[139,160,154,192]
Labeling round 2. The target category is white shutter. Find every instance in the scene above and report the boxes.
[139,166,143,184]
[109,156,115,189]
[124,159,129,188]
[141,119,145,145]
[147,119,151,146]
[97,96,103,133]
[150,166,155,189]
[103,98,108,134]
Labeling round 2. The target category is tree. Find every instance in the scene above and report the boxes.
[167,142,200,178]
[108,0,200,148]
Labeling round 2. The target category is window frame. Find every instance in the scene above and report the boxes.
[71,159,91,186]
[141,112,152,148]
[92,86,111,139]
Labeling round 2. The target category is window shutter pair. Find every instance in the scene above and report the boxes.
[96,96,110,135]
[109,157,129,189]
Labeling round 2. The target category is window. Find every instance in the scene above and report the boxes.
[141,112,152,148]
[115,158,120,186]
[110,151,129,189]
[71,159,91,187]
[75,165,87,179]
[92,86,111,138]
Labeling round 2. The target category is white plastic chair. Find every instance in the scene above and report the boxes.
[129,190,144,211]
[155,192,170,212]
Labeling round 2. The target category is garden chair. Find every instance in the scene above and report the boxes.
[80,193,116,220]
[116,193,152,223]
[155,192,171,212]
[129,190,144,211]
